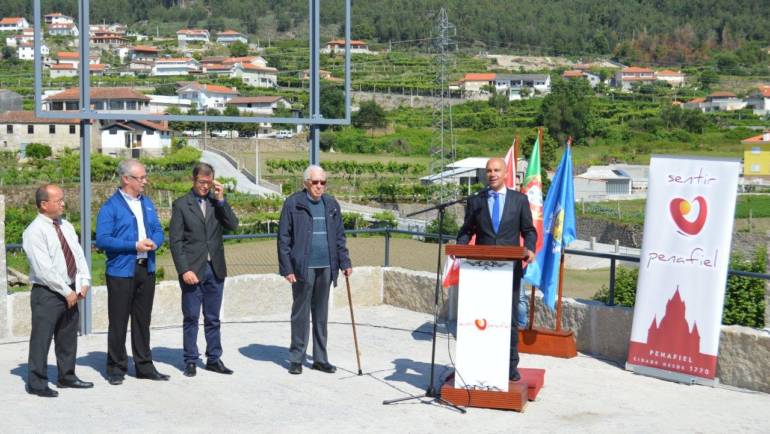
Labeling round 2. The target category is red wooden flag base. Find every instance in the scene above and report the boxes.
[519,327,578,359]
[440,368,545,412]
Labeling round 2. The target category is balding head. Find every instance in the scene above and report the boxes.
[486,157,507,191]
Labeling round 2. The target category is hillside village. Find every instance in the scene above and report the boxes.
[0,11,769,200]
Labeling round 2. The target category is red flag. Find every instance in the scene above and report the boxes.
[503,138,518,190]
[443,235,475,288]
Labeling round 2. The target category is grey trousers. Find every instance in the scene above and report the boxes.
[289,267,331,364]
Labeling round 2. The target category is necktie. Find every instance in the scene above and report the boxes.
[491,191,500,233]
[53,220,77,282]
[198,197,206,218]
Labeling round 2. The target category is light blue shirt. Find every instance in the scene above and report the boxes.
[487,188,506,224]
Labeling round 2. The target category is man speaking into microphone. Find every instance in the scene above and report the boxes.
[456,157,536,382]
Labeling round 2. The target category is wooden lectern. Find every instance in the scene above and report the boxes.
[440,245,544,412]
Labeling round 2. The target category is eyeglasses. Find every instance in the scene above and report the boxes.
[195,179,212,186]
[43,199,65,205]
[128,175,148,182]
[309,180,327,186]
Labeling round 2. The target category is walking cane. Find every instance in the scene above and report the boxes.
[345,275,363,375]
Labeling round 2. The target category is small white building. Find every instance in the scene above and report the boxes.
[614,66,655,91]
[177,29,210,45]
[45,13,74,25]
[223,56,267,68]
[459,73,496,94]
[177,82,239,111]
[147,95,193,113]
[5,29,35,47]
[655,70,686,87]
[574,167,633,201]
[0,17,30,32]
[226,96,290,115]
[562,70,602,88]
[321,39,373,54]
[130,45,160,62]
[747,85,770,116]
[0,110,98,152]
[44,87,151,113]
[16,42,49,61]
[684,92,747,113]
[494,74,551,97]
[231,64,278,88]
[100,120,171,157]
[49,63,78,78]
[151,57,200,76]
[216,30,248,45]
[48,23,79,37]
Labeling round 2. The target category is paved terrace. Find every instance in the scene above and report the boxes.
[1,305,768,433]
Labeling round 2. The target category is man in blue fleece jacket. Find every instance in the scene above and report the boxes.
[96,159,168,385]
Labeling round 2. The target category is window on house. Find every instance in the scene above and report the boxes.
[146,130,154,135]
[6,125,12,134]
[94,101,104,110]
[109,100,123,110]
[751,164,761,173]
[109,128,117,135]
[28,125,34,134]
[751,147,761,154]
[126,101,137,110]
[69,125,76,134]
[49,125,55,134]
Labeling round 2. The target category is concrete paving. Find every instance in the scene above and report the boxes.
[1,305,768,433]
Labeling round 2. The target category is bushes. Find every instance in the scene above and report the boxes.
[591,250,767,328]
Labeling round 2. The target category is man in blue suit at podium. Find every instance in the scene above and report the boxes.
[457,157,537,381]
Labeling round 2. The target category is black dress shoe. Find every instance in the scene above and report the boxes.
[107,374,124,385]
[509,368,521,382]
[183,363,197,377]
[57,378,94,389]
[26,385,58,397]
[136,370,170,381]
[310,362,337,374]
[205,360,233,375]
[288,362,302,375]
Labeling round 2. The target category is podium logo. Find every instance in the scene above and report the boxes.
[474,319,488,331]
[669,196,707,236]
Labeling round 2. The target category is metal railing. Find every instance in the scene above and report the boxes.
[6,227,770,307]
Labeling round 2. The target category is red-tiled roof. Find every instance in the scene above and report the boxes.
[228,96,283,104]
[756,85,770,98]
[50,64,76,70]
[89,64,106,71]
[217,30,242,36]
[180,82,239,95]
[657,69,684,77]
[0,17,25,25]
[622,66,654,73]
[177,28,208,35]
[326,39,367,46]
[155,57,196,63]
[202,64,233,71]
[0,111,79,125]
[223,56,262,65]
[57,51,79,59]
[47,87,150,101]
[741,133,770,144]
[462,73,496,82]
[239,65,277,72]
[562,70,584,78]
[687,97,706,104]
[132,45,159,53]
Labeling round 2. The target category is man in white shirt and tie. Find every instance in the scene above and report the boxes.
[23,184,93,397]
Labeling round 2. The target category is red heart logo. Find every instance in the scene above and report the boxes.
[475,319,487,331]
[669,196,707,235]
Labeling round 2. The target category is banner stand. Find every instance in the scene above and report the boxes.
[626,363,720,388]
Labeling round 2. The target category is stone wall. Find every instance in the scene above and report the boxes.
[576,216,642,247]
[1,265,768,393]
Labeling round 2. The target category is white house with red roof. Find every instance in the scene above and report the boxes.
[684,91,747,112]
[0,17,30,32]
[216,30,248,45]
[231,63,278,88]
[655,70,686,87]
[5,29,35,47]
[223,56,267,68]
[44,87,151,113]
[562,70,602,87]
[177,28,210,44]
[614,66,655,90]
[176,82,239,111]
[322,39,373,54]
[459,73,496,94]
[130,45,160,62]
[747,85,770,116]
[100,120,171,157]
[151,57,200,76]
[48,22,79,37]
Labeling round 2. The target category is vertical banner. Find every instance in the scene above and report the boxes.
[455,260,514,392]
[627,156,740,383]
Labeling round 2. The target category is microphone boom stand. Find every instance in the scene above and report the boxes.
[382,191,483,413]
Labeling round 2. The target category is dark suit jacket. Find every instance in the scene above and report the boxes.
[457,188,537,250]
[169,190,239,280]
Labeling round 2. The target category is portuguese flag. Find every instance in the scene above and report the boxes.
[521,132,544,254]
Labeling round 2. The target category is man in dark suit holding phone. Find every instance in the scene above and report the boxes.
[456,157,537,381]
[169,162,239,377]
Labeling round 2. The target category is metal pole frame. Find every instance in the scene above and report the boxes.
[33,0,353,333]
[33,0,352,128]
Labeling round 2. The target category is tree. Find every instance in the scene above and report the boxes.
[352,100,386,130]
[320,86,344,122]
[539,77,597,144]
[229,41,249,58]
[25,143,52,160]
[699,69,720,90]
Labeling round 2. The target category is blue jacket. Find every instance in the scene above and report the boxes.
[96,189,165,277]
[277,191,351,286]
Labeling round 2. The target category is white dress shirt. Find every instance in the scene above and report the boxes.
[119,188,148,259]
[22,213,91,298]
